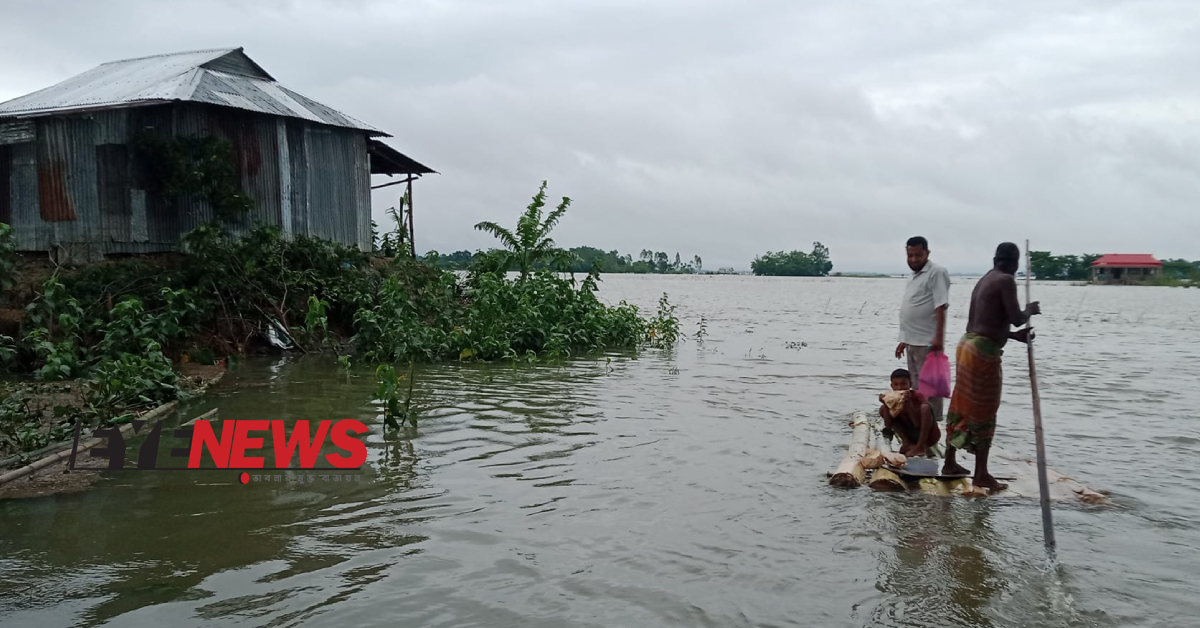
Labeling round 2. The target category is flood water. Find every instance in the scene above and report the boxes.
[2,275,1198,627]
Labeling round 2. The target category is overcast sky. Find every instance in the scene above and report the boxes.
[3,0,1199,272]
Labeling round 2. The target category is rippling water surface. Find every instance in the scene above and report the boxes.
[2,276,1199,627]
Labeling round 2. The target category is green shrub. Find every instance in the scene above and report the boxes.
[83,341,178,422]
[2,181,687,452]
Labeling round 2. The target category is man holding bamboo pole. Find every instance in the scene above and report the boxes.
[942,242,1040,491]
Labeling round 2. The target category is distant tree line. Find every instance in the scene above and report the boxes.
[1163,259,1200,280]
[1030,251,1200,281]
[420,247,705,274]
[1028,252,1100,281]
[750,242,833,277]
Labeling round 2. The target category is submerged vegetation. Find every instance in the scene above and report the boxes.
[0,182,681,459]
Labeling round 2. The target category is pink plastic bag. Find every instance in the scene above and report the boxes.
[918,350,951,398]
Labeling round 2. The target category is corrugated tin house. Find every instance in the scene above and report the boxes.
[0,47,433,261]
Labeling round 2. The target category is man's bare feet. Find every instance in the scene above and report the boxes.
[972,474,1008,491]
[942,461,969,476]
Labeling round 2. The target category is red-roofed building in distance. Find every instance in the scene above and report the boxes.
[1091,254,1162,284]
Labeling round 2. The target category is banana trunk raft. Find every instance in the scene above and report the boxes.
[828,412,1109,504]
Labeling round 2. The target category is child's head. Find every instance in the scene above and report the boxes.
[890,368,912,391]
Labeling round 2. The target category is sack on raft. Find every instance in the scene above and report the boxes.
[883,452,907,468]
[882,391,907,417]
[861,448,883,470]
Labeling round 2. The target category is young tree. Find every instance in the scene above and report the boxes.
[474,182,578,278]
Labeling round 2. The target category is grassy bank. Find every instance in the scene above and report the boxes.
[0,183,680,462]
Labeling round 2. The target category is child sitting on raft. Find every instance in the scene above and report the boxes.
[879,368,942,458]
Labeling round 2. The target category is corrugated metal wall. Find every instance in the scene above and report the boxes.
[353,133,371,250]
[128,104,190,249]
[305,125,366,248]
[38,117,103,260]
[1,103,374,257]
[286,120,310,238]
[0,121,34,145]
[0,145,10,225]
[172,103,284,238]
[7,142,40,251]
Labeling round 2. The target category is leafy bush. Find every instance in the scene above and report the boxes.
[354,266,658,363]
[0,384,79,456]
[25,328,84,382]
[83,341,178,422]
[181,224,376,341]
[647,292,681,349]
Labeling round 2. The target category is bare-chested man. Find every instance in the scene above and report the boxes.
[941,242,1040,490]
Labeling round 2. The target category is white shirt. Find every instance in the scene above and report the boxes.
[898,261,950,345]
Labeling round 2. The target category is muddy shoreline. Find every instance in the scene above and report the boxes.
[0,365,225,499]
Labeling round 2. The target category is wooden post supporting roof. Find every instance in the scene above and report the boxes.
[366,139,434,259]
[407,179,416,259]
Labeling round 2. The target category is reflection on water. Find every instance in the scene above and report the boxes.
[868,497,1007,628]
[1,276,1199,627]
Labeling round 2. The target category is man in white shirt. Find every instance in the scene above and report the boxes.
[895,236,951,421]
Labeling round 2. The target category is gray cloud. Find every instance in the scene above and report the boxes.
[3,0,1199,271]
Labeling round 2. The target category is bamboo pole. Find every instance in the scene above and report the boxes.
[406,180,416,259]
[829,412,871,488]
[371,176,415,190]
[1026,240,1057,558]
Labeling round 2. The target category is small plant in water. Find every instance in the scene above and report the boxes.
[376,363,417,430]
[647,293,681,349]
[694,315,708,345]
[304,296,330,345]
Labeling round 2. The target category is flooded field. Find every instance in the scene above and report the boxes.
[1,275,1198,627]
